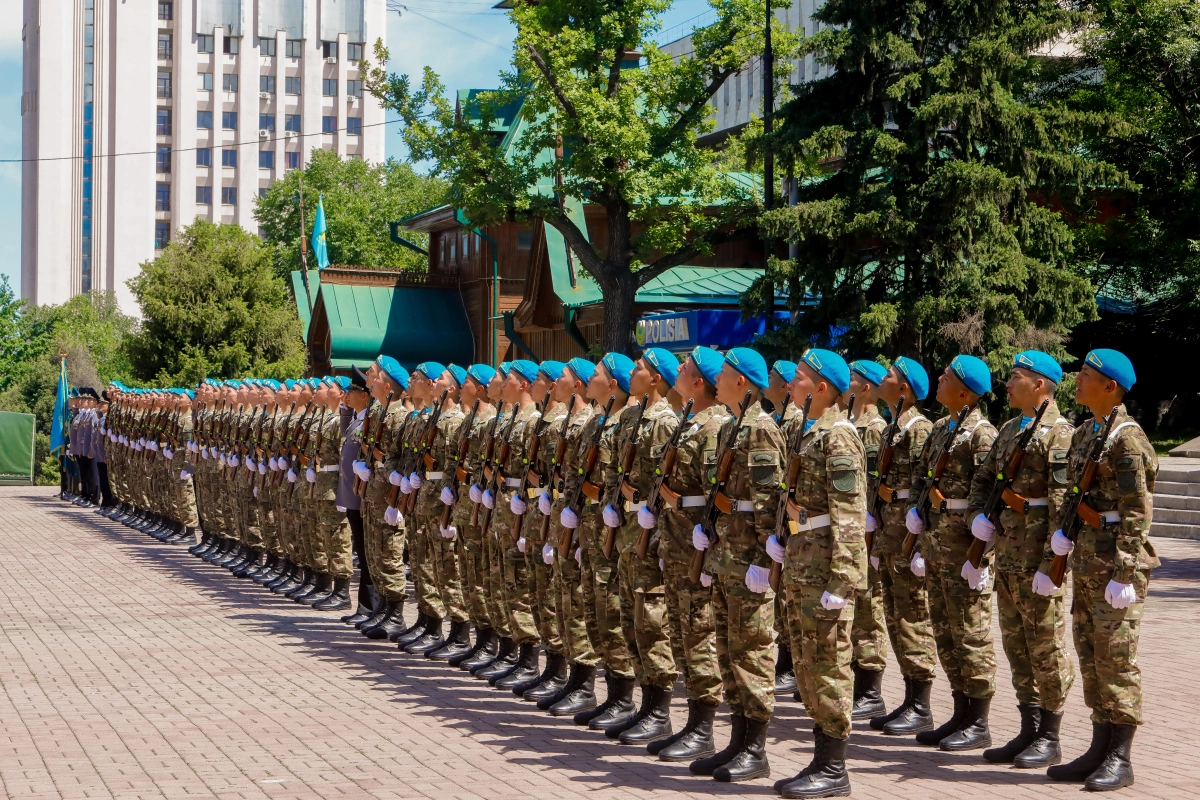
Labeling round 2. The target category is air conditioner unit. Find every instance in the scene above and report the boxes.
[259,91,271,99]
[325,56,338,64]
[284,130,297,138]
[259,129,270,138]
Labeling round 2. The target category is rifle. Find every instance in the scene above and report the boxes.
[1048,405,1120,587]
[400,389,451,515]
[866,395,906,556]
[774,392,792,423]
[689,391,754,584]
[635,398,694,559]
[467,403,505,524]
[281,401,312,487]
[602,394,650,558]
[479,401,521,536]
[439,398,482,529]
[222,403,244,479]
[966,399,1051,568]
[306,404,331,499]
[292,403,324,497]
[768,393,815,590]
[355,392,394,496]
[537,395,577,547]
[511,391,554,542]
[269,401,298,485]
[558,396,616,556]
[902,403,976,559]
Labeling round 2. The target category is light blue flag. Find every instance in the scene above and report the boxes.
[50,359,70,457]
[311,194,330,270]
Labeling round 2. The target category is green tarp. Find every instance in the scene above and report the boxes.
[0,411,36,485]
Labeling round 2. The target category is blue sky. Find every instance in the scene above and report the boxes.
[0,1,711,294]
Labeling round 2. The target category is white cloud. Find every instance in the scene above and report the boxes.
[0,17,22,60]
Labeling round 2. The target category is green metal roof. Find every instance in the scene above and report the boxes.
[291,270,321,342]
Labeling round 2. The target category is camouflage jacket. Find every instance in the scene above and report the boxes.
[415,402,467,517]
[442,402,498,531]
[575,402,634,549]
[611,397,679,556]
[658,404,731,564]
[491,400,541,539]
[876,406,933,556]
[855,405,888,475]
[313,408,342,503]
[523,400,567,544]
[548,403,598,550]
[365,401,409,506]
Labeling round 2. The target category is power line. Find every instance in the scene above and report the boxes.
[387,2,513,50]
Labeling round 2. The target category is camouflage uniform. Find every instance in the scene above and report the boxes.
[550,404,599,666]
[169,410,199,529]
[852,405,888,672]
[415,402,468,623]
[1039,406,1158,726]
[314,408,350,579]
[491,401,540,644]
[402,405,440,618]
[481,407,513,640]
[365,403,413,602]
[442,403,498,629]
[969,402,1075,711]
[914,407,998,699]
[526,401,566,656]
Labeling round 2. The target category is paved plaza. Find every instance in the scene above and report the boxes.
[1,486,1198,800]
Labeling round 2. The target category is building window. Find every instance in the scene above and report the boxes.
[285,151,299,169]
[347,80,362,98]
[285,39,303,58]
[347,43,363,62]
[155,182,171,211]
[221,148,237,167]
[197,110,213,129]
[322,78,338,96]
[223,36,239,55]
[346,117,361,135]
[156,108,172,136]
[285,76,301,95]
[196,185,212,204]
[517,229,533,250]
[155,222,170,249]
[196,147,212,167]
[259,113,275,131]
[157,71,172,98]
[260,75,275,94]
[157,33,172,61]
[322,41,338,60]
[158,2,173,21]
[221,186,237,205]
[259,150,275,169]
[222,111,237,129]
[156,146,171,173]
[284,114,301,132]
[222,73,238,92]
[259,188,269,199]
[322,116,337,134]
[259,37,276,57]
[198,35,214,54]
[198,72,213,91]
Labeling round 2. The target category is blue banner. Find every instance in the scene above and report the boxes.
[49,359,69,457]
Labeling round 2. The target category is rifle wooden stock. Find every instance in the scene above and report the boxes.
[690,392,753,584]
[902,404,974,560]
[769,394,815,591]
[601,395,648,558]
[867,396,906,556]
[636,398,696,559]
[1048,406,1119,586]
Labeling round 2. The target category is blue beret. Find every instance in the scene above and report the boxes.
[186,389,195,399]
[893,356,930,400]
[377,356,410,390]
[724,347,769,390]
[468,364,497,386]
[1013,350,1062,384]
[415,361,447,381]
[643,348,679,387]
[498,361,511,376]
[539,360,566,382]
[1084,348,1136,391]
[447,363,468,387]
[800,349,851,394]
[771,360,797,384]
[509,359,541,385]
[333,376,351,390]
[850,359,888,386]
[565,357,595,384]
[284,379,296,390]
[949,354,992,396]
[689,346,724,386]
[266,379,282,391]
[601,352,636,393]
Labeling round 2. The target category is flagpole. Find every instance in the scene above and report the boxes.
[298,172,311,300]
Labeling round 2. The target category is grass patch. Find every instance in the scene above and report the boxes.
[1150,430,1200,456]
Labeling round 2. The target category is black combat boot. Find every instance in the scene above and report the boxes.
[1048,722,1112,782]
[252,554,281,584]
[548,664,597,717]
[404,617,445,655]
[314,577,352,611]
[938,696,991,751]
[508,646,555,695]
[473,637,517,678]
[342,582,378,624]
[360,600,395,636]
[232,550,263,579]
[985,704,1041,763]
[690,714,746,776]
[712,717,770,783]
[658,701,718,762]
[582,674,636,729]
[775,647,797,695]
[494,643,540,688]
[880,678,933,735]
[392,611,429,642]
[214,542,243,568]
[851,664,886,720]
[270,562,300,592]
[366,601,407,640]
[650,700,695,756]
[522,652,568,701]
[1083,723,1135,792]
[428,619,473,661]
[775,726,823,792]
[300,573,335,606]
[1013,708,1063,768]
[456,628,498,669]
[605,684,655,739]
[285,567,316,599]
[780,728,850,798]
[188,532,211,555]
[619,685,673,745]
[201,538,227,563]
[915,688,967,744]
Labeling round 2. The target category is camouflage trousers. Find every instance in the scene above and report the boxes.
[713,572,776,723]
[363,496,407,601]
[240,482,264,550]
[528,516,563,654]
[585,537,636,680]
[456,529,490,628]
[556,535,599,666]
[663,559,721,706]
[926,563,997,699]
[880,553,938,681]
[617,549,675,690]
[503,533,538,644]
[300,496,323,571]
[257,486,278,554]
[852,561,888,672]
[1074,569,1149,726]
[996,569,1074,712]
[175,470,200,528]
[484,527,512,638]
[317,501,352,578]
[786,582,855,739]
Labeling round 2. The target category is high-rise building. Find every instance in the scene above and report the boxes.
[21,0,388,313]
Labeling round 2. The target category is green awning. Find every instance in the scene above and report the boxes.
[290,270,321,341]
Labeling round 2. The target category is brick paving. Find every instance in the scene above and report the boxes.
[2,486,1199,799]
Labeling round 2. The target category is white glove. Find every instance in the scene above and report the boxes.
[659,558,665,571]
[1032,571,1058,597]
[441,525,457,540]
[542,543,555,565]
[560,507,579,528]
[510,494,527,515]
[692,525,710,551]
[243,457,253,470]
[700,573,712,588]
[469,484,483,504]
[820,591,848,611]
[574,547,582,566]
[400,477,412,495]
[187,442,197,453]
[219,453,227,466]
[905,507,925,534]
[1105,579,1136,609]
[961,560,991,591]
[865,513,877,533]
[745,564,771,594]
[231,455,240,467]
[353,461,371,481]
[440,487,456,506]
[408,471,423,489]
[516,537,526,553]
[602,505,621,528]
[910,552,926,577]
[336,505,346,513]
[139,438,146,447]
[765,534,786,564]
[163,448,174,460]
[253,485,259,498]
[538,492,553,515]
[971,513,995,542]
[637,506,657,530]
[148,441,159,451]
[383,505,399,526]
[389,470,403,486]
[287,469,297,483]
[305,467,316,482]
[258,462,267,475]
[201,448,209,459]
[482,489,495,509]
[870,555,880,571]
[1051,530,1074,556]
[179,470,191,481]
[269,457,278,470]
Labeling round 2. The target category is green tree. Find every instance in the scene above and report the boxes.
[365,0,798,354]
[255,149,448,278]
[747,0,1126,373]
[124,220,306,386]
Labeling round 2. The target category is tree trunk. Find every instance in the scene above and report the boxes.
[601,271,639,356]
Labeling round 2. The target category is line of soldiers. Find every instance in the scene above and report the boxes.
[66,344,1157,796]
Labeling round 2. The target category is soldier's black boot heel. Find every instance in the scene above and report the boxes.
[938,697,991,751]
[1083,723,1135,792]
[914,689,967,744]
[658,701,717,761]
[1048,722,1112,782]
[985,704,1040,763]
[690,714,745,776]
[712,717,770,783]
[850,664,886,720]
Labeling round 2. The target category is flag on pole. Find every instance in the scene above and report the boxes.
[49,359,70,457]
[311,194,330,270]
